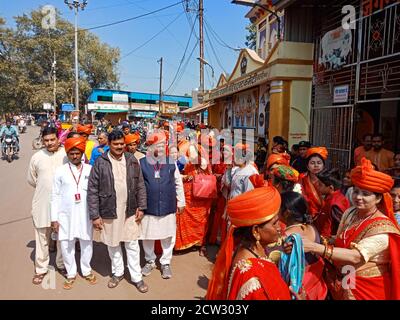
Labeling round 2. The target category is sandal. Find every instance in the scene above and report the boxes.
[56,267,68,278]
[199,246,208,257]
[133,280,148,293]
[32,272,48,285]
[63,277,76,290]
[108,275,124,289]
[84,273,97,285]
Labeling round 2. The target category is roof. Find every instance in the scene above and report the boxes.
[87,88,193,106]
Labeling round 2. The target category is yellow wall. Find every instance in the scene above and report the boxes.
[288,81,312,146]
[208,102,222,129]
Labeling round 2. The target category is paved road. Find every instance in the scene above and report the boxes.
[0,126,215,299]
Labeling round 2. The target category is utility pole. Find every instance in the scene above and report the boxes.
[65,1,88,112]
[52,52,57,111]
[198,0,205,122]
[158,57,163,114]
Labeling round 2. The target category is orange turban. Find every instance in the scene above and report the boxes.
[234,143,250,152]
[207,185,281,300]
[351,157,396,223]
[306,147,328,160]
[125,133,140,145]
[77,125,92,136]
[64,137,86,153]
[146,132,167,145]
[266,152,290,170]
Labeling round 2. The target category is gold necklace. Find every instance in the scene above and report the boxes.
[342,208,378,241]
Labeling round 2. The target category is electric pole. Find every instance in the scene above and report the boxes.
[158,57,163,114]
[65,0,88,112]
[199,0,205,122]
[52,52,57,111]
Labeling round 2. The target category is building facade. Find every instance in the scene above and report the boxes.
[87,89,192,123]
[204,0,314,148]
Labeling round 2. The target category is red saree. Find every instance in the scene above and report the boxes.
[300,173,324,218]
[303,257,328,300]
[314,190,350,238]
[208,163,227,244]
[329,216,400,300]
[227,257,291,300]
[175,164,213,250]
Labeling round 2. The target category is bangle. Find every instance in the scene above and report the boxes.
[322,243,327,258]
[327,244,334,261]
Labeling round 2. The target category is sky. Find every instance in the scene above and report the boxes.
[0,0,250,96]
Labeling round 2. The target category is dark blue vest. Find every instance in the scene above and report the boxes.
[140,157,177,216]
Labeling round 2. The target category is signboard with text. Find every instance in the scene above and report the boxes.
[333,85,349,103]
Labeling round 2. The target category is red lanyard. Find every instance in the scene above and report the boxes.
[153,162,163,172]
[68,163,83,192]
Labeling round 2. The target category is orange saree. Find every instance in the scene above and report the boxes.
[175,164,213,250]
[300,173,324,218]
[329,216,400,300]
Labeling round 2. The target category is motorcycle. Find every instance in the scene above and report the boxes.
[18,120,27,134]
[2,135,18,163]
[96,124,107,136]
[32,133,43,150]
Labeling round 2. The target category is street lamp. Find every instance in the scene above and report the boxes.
[231,0,281,40]
[197,57,215,85]
[64,0,88,112]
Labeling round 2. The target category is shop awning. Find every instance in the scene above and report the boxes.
[94,109,128,113]
[181,102,214,114]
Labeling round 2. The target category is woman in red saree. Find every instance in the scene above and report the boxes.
[175,143,213,256]
[280,191,328,300]
[207,185,293,300]
[301,158,400,300]
[299,147,328,218]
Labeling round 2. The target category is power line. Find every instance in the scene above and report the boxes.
[164,13,198,93]
[120,12,184,60]
[204,24,227,75]
[79,1,184,33]
[169,41,198,95]
[126,0,186,50]
[203,18,241,52]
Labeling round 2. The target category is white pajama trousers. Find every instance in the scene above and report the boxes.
[107,240,142,283]
[60,239,93,279]
[142,236,175,266]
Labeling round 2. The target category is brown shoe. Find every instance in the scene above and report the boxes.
[133,280,148,293]
[32,272,48,285]
[108,275,124,289]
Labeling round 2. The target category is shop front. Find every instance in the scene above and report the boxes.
[204,42,313,148]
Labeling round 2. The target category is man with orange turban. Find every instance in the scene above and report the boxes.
[266,153,291,172]
[51,136,96,290]
[301,157,400,300]
[207,185,292,300]
[125,132,144,161]
[77,124,95,162]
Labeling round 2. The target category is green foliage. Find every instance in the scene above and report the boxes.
[0,8,120,114]
[245,23,257,50]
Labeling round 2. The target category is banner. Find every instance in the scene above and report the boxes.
[232,89,258,129]
[258,84,270,136]
[319,27,352,71]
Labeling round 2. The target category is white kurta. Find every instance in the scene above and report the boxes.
[140,164,185,240]
[50,162,93,241]
[27,147,67,228]
[226,164,258,200]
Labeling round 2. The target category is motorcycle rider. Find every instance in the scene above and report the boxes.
[0,119,20,155]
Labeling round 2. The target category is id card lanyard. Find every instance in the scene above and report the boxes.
[68,163,83,202]
[154,162,163,179]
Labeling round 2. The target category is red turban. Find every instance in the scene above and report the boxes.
[207,185,281,300]
[266,152,290,170]
[351,157,396,223]
[125,133,140,145]
[77,125,92,136]
[306,147,328,160]
[64,137,86,153]
[146,132,167,146]
[271,165,299,183]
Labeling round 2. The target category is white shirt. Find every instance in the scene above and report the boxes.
[27,147,67,228]
[50,162,93,241]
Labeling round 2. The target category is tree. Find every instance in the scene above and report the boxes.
[245,23,257,50]
[0,8,120,114]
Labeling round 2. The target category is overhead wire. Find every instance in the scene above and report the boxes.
[204,23,227,75]
[203,17,241,52]
[163,13,198,93]
[120,12,184,60]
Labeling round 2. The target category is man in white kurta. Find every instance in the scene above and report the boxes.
[139,131,185,279]
[27,127,66,284]
[50,137,95,288]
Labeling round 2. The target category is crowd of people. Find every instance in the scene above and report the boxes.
[25,115,400,299]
